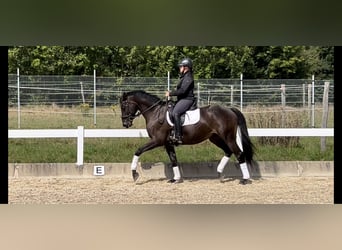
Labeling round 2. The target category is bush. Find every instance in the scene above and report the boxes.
[245,105,310,147]
[79,103,90,116]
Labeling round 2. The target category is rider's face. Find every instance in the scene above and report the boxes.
[179,66,187,74]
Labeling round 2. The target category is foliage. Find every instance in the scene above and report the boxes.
[79,103,90,116]
[8,46,334,80]
[245,105,309,146]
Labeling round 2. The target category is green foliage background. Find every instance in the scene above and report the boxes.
[8,46,334,79]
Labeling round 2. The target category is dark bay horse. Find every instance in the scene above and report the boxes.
[120,90,255,185]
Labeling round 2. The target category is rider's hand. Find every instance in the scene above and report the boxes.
[165,91,170,97]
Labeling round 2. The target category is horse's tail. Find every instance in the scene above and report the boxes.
[230,107,255,164]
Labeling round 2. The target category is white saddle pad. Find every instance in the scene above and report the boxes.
[166,109,200,126]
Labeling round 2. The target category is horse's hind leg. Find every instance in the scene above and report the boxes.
[164,142,183,183]
[227,127,251,185]
[209,134,233,182]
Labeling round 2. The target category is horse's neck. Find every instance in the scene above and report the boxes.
[138,99,164,119]
[137,99,154,111]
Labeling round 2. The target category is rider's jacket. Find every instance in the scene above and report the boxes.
[169,71,195,101]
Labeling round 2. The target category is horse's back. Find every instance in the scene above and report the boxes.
[200,104,237,122]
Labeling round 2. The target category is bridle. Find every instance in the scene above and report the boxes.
[121,99,162,121]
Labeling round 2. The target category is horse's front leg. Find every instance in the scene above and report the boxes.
[164,142,183,183]
[130,139,162,182]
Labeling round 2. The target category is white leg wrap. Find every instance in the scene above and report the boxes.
[131,155,139,171]
[173,166,181,180]
[240,162,250,179]
[217,156,230,173]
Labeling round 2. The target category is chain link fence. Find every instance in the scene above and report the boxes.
[8,74,334,108]
[8,74,334,130]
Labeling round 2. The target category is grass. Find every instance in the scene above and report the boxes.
[8,137,334,163]
[8,105,334,163]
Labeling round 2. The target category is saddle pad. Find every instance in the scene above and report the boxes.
[166,109,200,126]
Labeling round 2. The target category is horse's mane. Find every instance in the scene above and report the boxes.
[123,90,164,104]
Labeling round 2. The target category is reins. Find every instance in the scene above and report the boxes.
[121,99,162,120]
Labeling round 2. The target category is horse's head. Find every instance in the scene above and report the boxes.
[119,92,140,128]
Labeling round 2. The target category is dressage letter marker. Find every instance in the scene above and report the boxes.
[93,165,105,176]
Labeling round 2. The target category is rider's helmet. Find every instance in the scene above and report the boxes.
[178,58,193,70]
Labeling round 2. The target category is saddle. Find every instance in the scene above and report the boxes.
[166,100,200,126]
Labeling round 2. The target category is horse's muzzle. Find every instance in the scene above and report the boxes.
[123,120,132,128]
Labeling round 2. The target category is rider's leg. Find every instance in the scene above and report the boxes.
[173,114,183,143]
[172,99,193,144]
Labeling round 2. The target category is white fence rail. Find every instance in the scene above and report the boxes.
[8,126,334,166]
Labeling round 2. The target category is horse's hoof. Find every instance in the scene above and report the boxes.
[239,179,252,185]
[167,178,183,184]
[218,172,225,183]
[132,171,139,182]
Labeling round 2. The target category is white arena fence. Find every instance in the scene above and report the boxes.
[8,127,334,166]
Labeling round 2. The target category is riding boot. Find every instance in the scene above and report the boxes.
[173,115,183,144]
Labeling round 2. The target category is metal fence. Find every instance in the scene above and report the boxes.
[8,73,334,108]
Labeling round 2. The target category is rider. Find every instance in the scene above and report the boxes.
[165,57,195,144]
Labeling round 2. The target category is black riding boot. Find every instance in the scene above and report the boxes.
[173,115,183,144]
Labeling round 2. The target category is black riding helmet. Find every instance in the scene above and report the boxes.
[178,58,193,70]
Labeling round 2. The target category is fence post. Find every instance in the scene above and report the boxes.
[230,85,234,106]
[302,83,306,107]
[17,68,20,129]
[240,73,243,110]
[320,81,330,152]
[76,126,84,166]
[281,84,286,106]
[207,90,211,105]
[311,75,315,127]
[308,83,312,123]
[281,84,286,127]
[94,69,97,127]
[80,82,85,103]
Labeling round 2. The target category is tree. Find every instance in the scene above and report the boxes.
[266,46,307,79]
[304,46,334,79]
[8,46,334,79]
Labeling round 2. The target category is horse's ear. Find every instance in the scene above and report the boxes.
[121,92,127,101]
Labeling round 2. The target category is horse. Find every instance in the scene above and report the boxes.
[119,90,255,185]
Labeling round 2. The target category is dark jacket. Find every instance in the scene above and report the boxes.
[169,71,195,101]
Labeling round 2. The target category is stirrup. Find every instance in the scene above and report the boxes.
[170,136,182,144]
[175,137,183,144]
